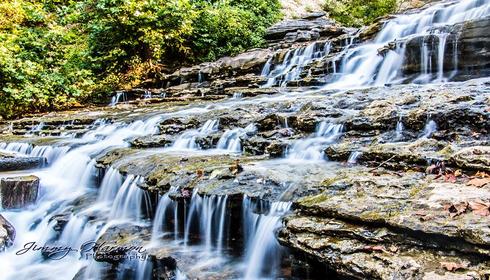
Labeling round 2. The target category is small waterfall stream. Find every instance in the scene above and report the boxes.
[286,121,344,161]
[1,1,489,279]
[260,0,490,88]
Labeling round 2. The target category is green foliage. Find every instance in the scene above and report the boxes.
[0,0,280,119]
[323,0,397,27]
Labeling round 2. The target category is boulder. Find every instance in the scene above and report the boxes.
[0,175,40,209]
[0,214,15,251]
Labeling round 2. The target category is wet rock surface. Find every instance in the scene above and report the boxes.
[0,155,44,171]
[0,215,15,251]
[0,175,39,209]
[1,2,490,278]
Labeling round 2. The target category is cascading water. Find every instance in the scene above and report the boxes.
[183,190,229,253]
[0,114,163,280]
[325,0,490,88]
[0,142,70,165]
[242,197,292,279]
[286,121,344,161]
[216,123,257,153]
[262,41,332,87]
[396,116,405,140]
[110,91,127,106]
[421,119,438,138]
[172,119,219,150]
[347,151,362,164]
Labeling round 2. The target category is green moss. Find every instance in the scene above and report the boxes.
[359,211,384,222]
[437,144,454,158]
[298,192,330,207]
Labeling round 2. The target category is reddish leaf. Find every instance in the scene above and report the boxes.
[443,201,468,218]
[467,177,490,188]
[440,261,468,272]
[444,173,457,183]
[475,171,489,178]
[469,200,490,216]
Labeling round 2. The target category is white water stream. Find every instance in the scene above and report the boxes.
[1,1,489,279]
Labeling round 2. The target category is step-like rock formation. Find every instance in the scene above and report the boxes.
[0,175,39,209]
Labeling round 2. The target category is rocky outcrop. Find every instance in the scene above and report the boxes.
[279,167,490,279]
[402,17,490,80]
[0,176,39,209]
[265,12,349,44]
[0,215,15,251]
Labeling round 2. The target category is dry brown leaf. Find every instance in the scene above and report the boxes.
[443,201,468,218]
[388,245,398,253]
[469,200,490,216]
[196,169,204,177]
[440,261,468,272]
[467,177,490,188]
[454,169,462,177]
[475,171,489,178]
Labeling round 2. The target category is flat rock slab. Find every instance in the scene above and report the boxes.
[0,175,39,209]
[296,167,490,250]
[0,156,44,171]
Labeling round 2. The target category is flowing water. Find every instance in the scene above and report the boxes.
[1,1,490,279]
[261,0,490,88]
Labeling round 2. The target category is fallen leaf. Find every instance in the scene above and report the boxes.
[475,171,489,178]
[469,200,490,216]
[467,177,490,188]
[443,201,468,218]
[473,149,483,155]
[181,189,191,198]
[415,210,433,221]
[440,261,468,272]
[444,173,457,183]
[196,169,204,177]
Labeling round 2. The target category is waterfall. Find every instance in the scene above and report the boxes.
[261,58,273,76]
[396,116,405,140]
[286,121,344,161]
[242,197,292,279]
[110,91,127,106]
[183,191,229,254]
[172,119,219,150]
[0,142,70,166]
[151,188,177,243]
[324,0,490,88]
[28,122,45,135]
[421,120,437,138]
[97,166,124,202]
[347,151,362,164]
[232,92,243,99]
[0,113,164,279]
[262,41,332,87]
[109,175,148,221]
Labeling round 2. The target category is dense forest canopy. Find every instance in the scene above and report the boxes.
[0,0,281,119]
